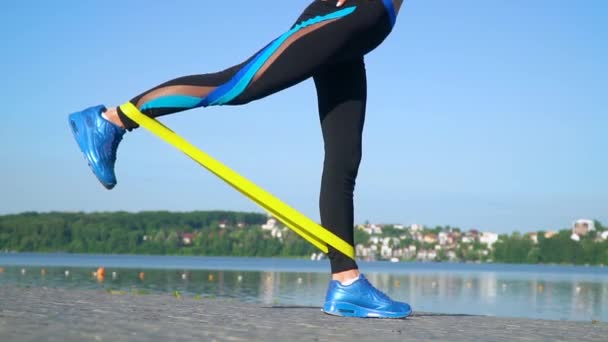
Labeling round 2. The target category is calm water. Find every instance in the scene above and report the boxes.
[1,253,607,322]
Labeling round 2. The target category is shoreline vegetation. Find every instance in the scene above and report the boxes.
[1,211,606,265]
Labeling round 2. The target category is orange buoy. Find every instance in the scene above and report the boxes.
[96,267,105,282]
[139,272,145,281]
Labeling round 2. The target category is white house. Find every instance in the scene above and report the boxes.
[416,250,437,261]
[370,224,383,235]
[382,237,392,247]
[480,232,499,248]
[262,218,277,231]
[438,232,449,245]
[380,245,393,259]
[572,219,595,236]
[410,224,424,232]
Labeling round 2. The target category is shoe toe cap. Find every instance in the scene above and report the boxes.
[393,301,412,315]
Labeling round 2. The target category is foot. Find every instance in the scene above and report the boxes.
[68,105,125,189]
[322,274,412,318]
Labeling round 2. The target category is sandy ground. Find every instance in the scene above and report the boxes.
[0,285,606,342]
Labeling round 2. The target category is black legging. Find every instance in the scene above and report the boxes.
[117,0,398,273]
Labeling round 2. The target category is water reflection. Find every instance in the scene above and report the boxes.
[0,265,606,322]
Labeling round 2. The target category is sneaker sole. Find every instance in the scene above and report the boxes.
[322,301,412,319]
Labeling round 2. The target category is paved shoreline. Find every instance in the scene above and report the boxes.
[0,285,606,342]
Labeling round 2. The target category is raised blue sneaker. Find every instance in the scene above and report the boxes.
[68,105,125,189]
[323,274,412,318]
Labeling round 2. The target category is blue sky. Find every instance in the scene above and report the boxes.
[1,0,606,233]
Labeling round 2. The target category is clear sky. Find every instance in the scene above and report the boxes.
[1,1,606,234]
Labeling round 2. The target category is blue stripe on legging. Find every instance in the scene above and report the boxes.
[381,0,396,27]
[140,95,204,112]
[199,6,357,107]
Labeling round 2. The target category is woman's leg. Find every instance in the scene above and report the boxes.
[314,58,366,277]
[69,0,394,188]
[110,0,394,130]
[315,57,411,320]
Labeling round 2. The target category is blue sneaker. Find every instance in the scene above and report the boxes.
[68,105,125,189]
[323,274,412,318]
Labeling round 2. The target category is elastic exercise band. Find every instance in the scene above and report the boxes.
[119,102,355,260]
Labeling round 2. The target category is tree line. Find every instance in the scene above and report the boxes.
[1,211,606,265]
[0,211,315,257]
[492,225,608,265]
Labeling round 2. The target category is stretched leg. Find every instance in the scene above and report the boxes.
[108,0,394,129]
[315,58,366,277]
[69,0,394,189]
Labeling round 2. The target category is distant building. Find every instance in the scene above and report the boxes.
[402,247,416,259]
[181,233,196,245]
[262,218,277,231]
[271,228,283,240]
[394,237,401,245]
[410,224,424,232]
[544,231,557,239]
[446,250,457,261]
[370,224,383,235]
[462,230,479,244]
[480,232,499,248]
[438,232,449,245]
[462,236,473,244]
[600,231,608,241]
[382,237,393,247]
[416,250,437,261]
[572,219,595,236]
[380,245,392,259]
[423,234,438,244]
[525,232,538,245]
[447,231,461,245]
[361,226,373,235]
[355,244,372,258]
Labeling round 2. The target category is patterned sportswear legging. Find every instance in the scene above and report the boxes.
[117,0,400,273]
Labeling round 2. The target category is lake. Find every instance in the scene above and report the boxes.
[1,253,607,322]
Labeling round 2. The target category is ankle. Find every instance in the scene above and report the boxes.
[332,269,360,285]
[102,107,126,129]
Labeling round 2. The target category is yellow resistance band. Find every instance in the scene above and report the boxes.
[120,102,355,260]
